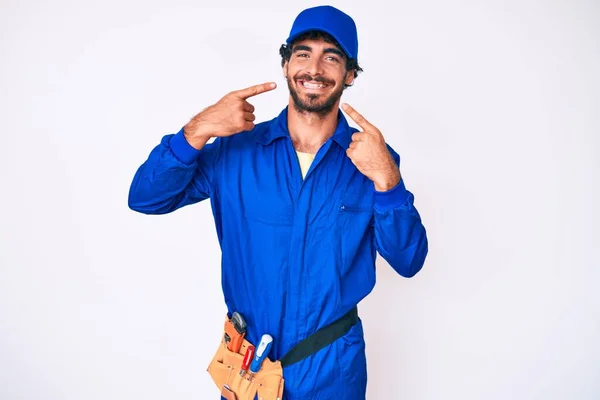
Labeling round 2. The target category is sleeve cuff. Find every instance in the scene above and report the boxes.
[169,127,202,165]
[374,179,410,211]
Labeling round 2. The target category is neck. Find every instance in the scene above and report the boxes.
[287,99,340,154]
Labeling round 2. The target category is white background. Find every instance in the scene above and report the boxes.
[1,0,598,399]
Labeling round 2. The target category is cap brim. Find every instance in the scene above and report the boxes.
[286,27,354,59]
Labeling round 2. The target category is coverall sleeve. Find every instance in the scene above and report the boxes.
[128,127,221,214]
[372,145,428,277]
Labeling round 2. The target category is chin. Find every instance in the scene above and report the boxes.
[287,78,342,115]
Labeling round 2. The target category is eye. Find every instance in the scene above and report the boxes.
[296,53,309,58]
[326,56,340,63]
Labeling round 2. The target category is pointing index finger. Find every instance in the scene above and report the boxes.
[233,82,277,99]
[342,103,373,130]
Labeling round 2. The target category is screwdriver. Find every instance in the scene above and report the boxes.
[239,345,255,377]
[248,334,273,380]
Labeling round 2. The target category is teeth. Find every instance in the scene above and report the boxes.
[302,81,326,89]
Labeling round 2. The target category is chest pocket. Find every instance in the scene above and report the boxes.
[337,189,374,227]
[334,189,375,273]
[244,206,293,226]
[338,187,373,212]
[241,197,294,226]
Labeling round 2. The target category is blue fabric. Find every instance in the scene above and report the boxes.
[286,5,359,59]
[129,106,428,399]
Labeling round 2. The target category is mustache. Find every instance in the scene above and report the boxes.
[295,74,334,85]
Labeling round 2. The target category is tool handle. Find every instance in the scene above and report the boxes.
[224,320,245,353]
[241,346,255,371]
[250,334,273,373]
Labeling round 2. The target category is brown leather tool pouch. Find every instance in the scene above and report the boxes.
[207,318,284,400]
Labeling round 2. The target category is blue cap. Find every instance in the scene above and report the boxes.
[286,5,358,60]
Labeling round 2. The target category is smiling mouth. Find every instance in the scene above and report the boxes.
[298,80,330,90]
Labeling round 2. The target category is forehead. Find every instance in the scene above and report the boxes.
[292,38,343,53]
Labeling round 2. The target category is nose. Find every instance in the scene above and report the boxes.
[306,57,324,77]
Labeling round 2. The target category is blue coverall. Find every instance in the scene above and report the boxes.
[128,106,428,399]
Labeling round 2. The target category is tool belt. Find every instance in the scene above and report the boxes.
[207,306,358,400]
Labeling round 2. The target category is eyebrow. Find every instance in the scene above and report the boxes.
[292,45,345,59]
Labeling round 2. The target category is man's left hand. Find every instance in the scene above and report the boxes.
[342,103,401,192]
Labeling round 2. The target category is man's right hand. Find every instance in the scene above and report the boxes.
[183,82,277,150]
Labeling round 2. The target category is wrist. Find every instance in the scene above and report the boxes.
[373,169,401,192]
[183,124,212,150]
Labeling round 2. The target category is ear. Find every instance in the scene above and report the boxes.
[344,69,355,86]
[283,61,288,78]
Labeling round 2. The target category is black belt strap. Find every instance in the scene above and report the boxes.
[279,306,358,368]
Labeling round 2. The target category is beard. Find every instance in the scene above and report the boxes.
[287,74,344,118]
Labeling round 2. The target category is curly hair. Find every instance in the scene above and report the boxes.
[279,30,363,88]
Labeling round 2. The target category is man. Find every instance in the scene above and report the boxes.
[128,5,428,400]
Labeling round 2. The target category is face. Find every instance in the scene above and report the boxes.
[284,38,354,116]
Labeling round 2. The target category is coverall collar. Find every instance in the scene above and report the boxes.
[256,106,353,149]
